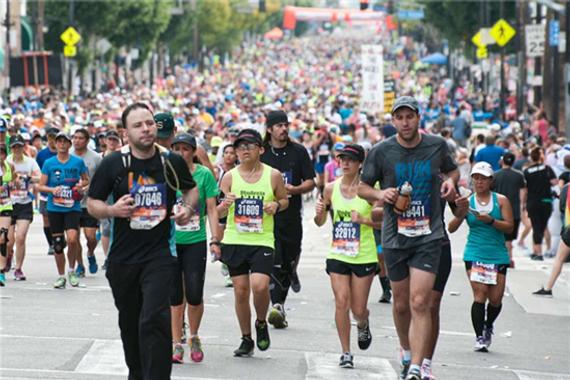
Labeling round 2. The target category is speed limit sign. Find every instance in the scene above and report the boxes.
[525,24,545,58]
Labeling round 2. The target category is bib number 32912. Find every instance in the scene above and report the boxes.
[332,221,360,257]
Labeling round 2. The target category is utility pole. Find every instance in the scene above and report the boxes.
[500,0,506,121]
[565,0,570,140]
[5,0,11,96]
[516,0,527,116]
[37,0,44,51]
[553,12,560,129]
[534,3,543,106]
[67,0,74,97]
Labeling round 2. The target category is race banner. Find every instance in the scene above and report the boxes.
[360,45,384,113]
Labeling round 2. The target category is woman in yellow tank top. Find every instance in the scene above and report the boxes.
[313,144,382,369]
[0,146,15,286]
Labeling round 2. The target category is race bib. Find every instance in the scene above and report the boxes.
[10,175,30,203]
[470,262,498,285]
[397,200,432,237]
[130,183,167,230]
[0,185,10,206]
[234,198,263,233]
[53,185,74,208]
[331,221,360,257]
[175,204,201,232]
[282,170,292,198]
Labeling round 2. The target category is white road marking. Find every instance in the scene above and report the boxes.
[514,369,570,380]
[304,353,397,380]
[74,339,127,375]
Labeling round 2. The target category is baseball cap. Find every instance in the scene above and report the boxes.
[502,152,515,166]
[46,127,60,137]
[266,110,289,128]
[171,133,197,149]
[154,112,175,139]
[9,135,25,147]
[471,161,494,177]
[391,96,420,114]
[234,129,262,147]
[211,136,223,148]
[55,131,72,142]
[337,144,365,162]
[105,130,121,141]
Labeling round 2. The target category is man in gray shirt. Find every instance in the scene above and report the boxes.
[71,128,102,276]
[358,96,458,380]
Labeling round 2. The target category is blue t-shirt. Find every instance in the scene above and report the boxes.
[42,155,87,213]
[475,145,506,171]
[36,147,57,169]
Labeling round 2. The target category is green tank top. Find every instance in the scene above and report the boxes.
[0,161,13,212]
[222,163,275,249]
[328,178,376,264]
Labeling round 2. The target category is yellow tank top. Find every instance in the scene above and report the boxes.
[222,163,275,249]
[0,162,13,211]
[328,178,376,264]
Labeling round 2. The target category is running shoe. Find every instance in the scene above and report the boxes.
[357,320,372,350]
[13,269,26,281]
[172,343,184,364]
[3,255,12,272]
[190,336,204,362]
[483,325,494,348]
[268,304,288,329]
[47,246,54,256]
[255,320,270,351]
[53,276,66,289]
[421,364,436,380]
[530,254,544,261]
[181,322,188,344]
[405,369,422,380]
[379,289,392,303]
[233,336,254,357]
[338,352,354,368]
[224,275,233,288]
[68,271,80,287]
[220,263,229,277]
[88,255,98,274]
[75,264,86,278]
[399,350,411,380]
[102,258,108,271]
[474,336,488,352]
[0,272,5,286]
[533,287,553,297]
[290,271,301,293]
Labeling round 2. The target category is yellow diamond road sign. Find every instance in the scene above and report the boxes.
[60,26,81,46]
[472,31,484,48]
[476,46,488,59]
[490,19,516,47]
[63,45,77,57]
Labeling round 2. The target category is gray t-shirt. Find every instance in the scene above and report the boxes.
[361,134,457,249]
[71,149,102,208]
[493,168,526,220]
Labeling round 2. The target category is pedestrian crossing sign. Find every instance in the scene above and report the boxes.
[476,46,487,59]
[490,19,516,47]
[63,45,77,57]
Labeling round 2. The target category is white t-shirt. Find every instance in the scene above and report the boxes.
[7,154,41,204]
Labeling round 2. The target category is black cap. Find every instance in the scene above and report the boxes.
[55,131,72,142]
[105,130,121,141]
[337,144,365,162]
[391,96,420,114]
[266,110,289,128]
[46,127,60,137]
[502,152,515,166]
[234,129,262,147]
[172,133,197,149]
[9,134,25,147]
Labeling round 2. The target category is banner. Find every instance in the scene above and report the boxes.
[384,78,395,114]
[360,45,384,114]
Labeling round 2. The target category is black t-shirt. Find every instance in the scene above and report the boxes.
[559,171,570,185]
[523,163,555,206]
[261,141,315,222]
[88,149,195,264]
[493,168,526,220]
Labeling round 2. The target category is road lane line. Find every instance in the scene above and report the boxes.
[304,352,397,379]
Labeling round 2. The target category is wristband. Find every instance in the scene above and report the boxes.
[209,241,221,247]
[275,201,281,213]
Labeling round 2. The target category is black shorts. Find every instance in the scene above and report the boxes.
[465,261,508,276]
[221,244,274,277]
[562,227,570,247]
[11,203,33,224]
[39,199,48,216]
[80,208,99,228]
[504,219,520,242]
[433,242,452,293]
[171,241,207,306]
[383,240,441,282]
[0,210,12,217]
[48,211,81,233]
[326,259,378,278]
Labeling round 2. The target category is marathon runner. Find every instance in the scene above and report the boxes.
[36,127,59,256]
[217,128,289,357]
[6,135,41,281]
[260,110,315,328]
[170,132,221,364]
[71,128,102,276]
[358,96,458,380]
[448,162,513,352]
[37,132,89,289]
[87,103,197,379]
[314,144,378,368]
[0,146,14,286]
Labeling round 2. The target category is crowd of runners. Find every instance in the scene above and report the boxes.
[0,35,568,380]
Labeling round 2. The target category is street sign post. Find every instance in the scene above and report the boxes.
[60,27,81,46]
[526,24,546,58]
[490,18,516,47]
[63,46,77,58]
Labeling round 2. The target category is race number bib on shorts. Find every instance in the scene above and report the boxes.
[332,221,360,257]
[53,186,74,208]
[130,183,167,230]
[10,175,29,203]
[397,200,431,237]
[470,262,498,285]
[234,198,263,233]
[0,185,10,206]
[175,204,201,232]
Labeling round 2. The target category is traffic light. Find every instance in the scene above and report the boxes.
[360,0,369,10]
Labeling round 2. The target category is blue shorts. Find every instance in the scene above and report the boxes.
[315,162,326,174]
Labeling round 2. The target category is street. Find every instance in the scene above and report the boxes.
[1,204,569,380]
